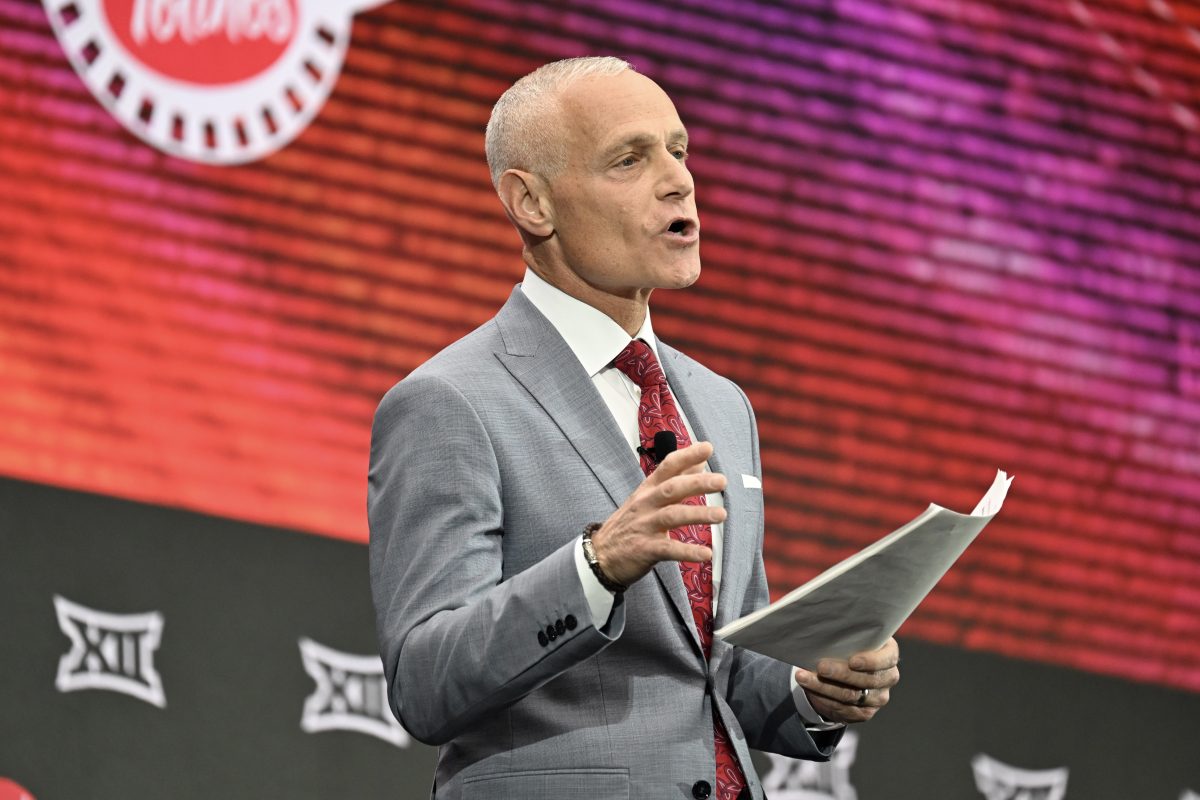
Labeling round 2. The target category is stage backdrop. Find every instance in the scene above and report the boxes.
[2,0,1199,798]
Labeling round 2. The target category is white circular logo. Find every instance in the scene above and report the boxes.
[43,0,389,164]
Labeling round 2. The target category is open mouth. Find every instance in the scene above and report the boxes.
[664,218,697,237]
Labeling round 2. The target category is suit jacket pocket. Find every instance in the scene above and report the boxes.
[462,767,629,800]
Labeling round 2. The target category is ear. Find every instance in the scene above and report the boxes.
[496,169,554,239]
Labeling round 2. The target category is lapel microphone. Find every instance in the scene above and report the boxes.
[637,430,678,464]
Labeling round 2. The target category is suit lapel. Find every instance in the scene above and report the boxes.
[658,345,746,633]
[493,289,643,510]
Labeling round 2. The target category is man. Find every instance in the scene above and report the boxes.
[369,57,900,800]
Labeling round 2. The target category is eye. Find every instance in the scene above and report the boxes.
[616,154,639,168]
[672,148,688,161]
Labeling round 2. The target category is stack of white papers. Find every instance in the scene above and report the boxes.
[716,470,1014,669]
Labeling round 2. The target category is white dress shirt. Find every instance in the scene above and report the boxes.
[519,268,836,729]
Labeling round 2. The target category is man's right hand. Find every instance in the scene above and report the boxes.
[590,441,726,588]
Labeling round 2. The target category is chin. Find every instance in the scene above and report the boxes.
[662,256,702,289]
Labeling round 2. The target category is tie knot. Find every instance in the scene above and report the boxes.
[613,339,667,392]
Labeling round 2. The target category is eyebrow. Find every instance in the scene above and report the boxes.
[601,128,689,159]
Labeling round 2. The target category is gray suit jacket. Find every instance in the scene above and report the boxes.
[369,287,841,799]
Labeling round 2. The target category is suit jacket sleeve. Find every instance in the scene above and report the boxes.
[368,372,626,746]
[722,383,844,759]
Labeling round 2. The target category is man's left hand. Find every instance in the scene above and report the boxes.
[794,638,900,724]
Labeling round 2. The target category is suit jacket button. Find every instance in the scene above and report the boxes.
[692,780,712,799]
[555,618,566,635]
[546,624,558,641]
[564,614,577,630]
[537,630,549,647]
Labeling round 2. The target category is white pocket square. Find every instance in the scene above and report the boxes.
[741,474,762,489]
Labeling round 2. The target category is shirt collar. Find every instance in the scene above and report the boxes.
[519,267,658,377]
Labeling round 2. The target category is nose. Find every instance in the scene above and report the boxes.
[656,149,693,199]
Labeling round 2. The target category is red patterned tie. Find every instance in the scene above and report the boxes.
[613,339,747,800]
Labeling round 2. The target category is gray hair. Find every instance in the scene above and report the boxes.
[484,56,635,188]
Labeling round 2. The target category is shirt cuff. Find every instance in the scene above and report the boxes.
[790,667,847,732]
[573,534,617,630]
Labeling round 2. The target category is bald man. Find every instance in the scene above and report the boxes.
[369,57,899,800]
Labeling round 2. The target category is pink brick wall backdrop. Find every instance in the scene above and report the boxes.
[1,0,1198,691]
